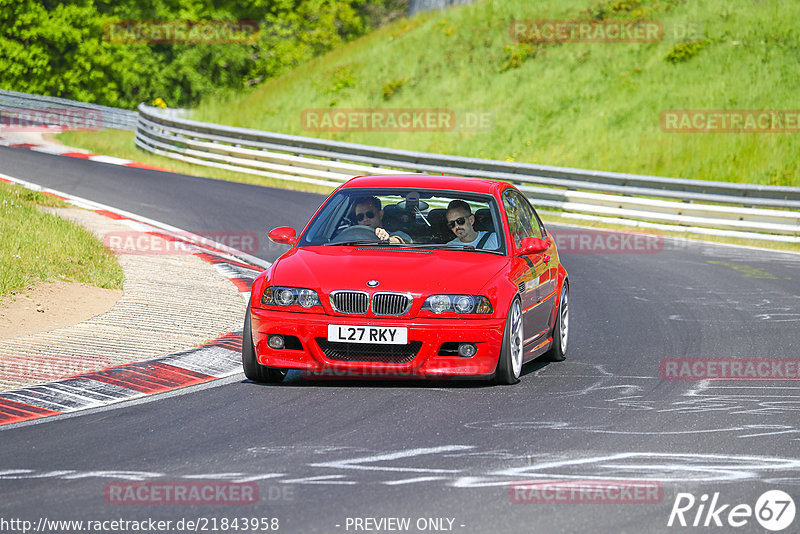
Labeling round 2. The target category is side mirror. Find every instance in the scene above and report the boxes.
[517,236,549,256]
[268,226,297,246]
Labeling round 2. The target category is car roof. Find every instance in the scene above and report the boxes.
[341,174,509,195]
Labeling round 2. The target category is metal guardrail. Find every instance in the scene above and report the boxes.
[0,89,137,131]
[135,103,800,241]
[2,89,797,242]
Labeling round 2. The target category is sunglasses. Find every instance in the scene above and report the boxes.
[356,211,376,221]
[447,216,467,228]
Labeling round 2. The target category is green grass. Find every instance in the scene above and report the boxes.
[180,0,799,187]
[55,130,332,195]
[0,182,124,300]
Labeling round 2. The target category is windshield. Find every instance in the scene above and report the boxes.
[298,188,506,254]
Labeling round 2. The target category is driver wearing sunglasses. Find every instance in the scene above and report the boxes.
[445,200,498,250]
[354,196,411,244]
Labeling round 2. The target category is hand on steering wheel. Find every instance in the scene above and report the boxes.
[375,227,404,244]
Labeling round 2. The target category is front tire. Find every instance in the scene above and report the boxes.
[242,304,287,383]
[542,281,569,362]
[495,298,524,385]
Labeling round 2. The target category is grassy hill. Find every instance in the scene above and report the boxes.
[186,0,799,187]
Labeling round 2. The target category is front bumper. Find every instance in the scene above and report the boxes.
[250,308,505,378]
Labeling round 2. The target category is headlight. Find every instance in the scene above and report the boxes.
[297,289,319,308]
[453,295,475,314]
[428,294,451,314]
[422,295,493,314]
[275,288,295,306]
[262,286,321,308]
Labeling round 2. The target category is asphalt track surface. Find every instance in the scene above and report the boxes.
[2,145,800,534]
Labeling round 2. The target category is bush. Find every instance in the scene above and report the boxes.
[381,77,406,100]
[586,0,643,21]
[665,40,709,63]
[0,0,405,109]
[499,43,536,73]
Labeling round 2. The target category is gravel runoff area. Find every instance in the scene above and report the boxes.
[0,206,247,392]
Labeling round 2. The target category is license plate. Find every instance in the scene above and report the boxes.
[327,325,408,345]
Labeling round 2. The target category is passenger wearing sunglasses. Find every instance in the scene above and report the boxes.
[446,200,498,250]
[353,196,411,244]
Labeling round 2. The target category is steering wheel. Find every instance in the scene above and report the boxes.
[330,224,380,244]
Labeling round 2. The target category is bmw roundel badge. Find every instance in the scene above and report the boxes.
[367,280,379,287]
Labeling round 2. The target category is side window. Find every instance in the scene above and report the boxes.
[503,190,542,247]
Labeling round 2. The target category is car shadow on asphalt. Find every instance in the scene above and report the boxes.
[240,358,554,388]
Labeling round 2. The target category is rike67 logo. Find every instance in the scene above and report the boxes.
[668,490,796,531]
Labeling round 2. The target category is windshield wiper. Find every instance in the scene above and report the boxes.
[391,243,504,254]
[386,243,468,249]
[322,239,381,246]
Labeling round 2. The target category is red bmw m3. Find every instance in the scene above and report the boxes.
[242,175,569,385]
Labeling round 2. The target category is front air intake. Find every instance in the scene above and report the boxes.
[316,339,422,363]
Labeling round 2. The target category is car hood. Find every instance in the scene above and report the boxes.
[271,246,509,295]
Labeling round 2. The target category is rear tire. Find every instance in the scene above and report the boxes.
[542,282,569,362]
[242,304,287,383]
[495,298,524,385]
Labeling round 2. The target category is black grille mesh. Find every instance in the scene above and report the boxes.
[316,339,422,363]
